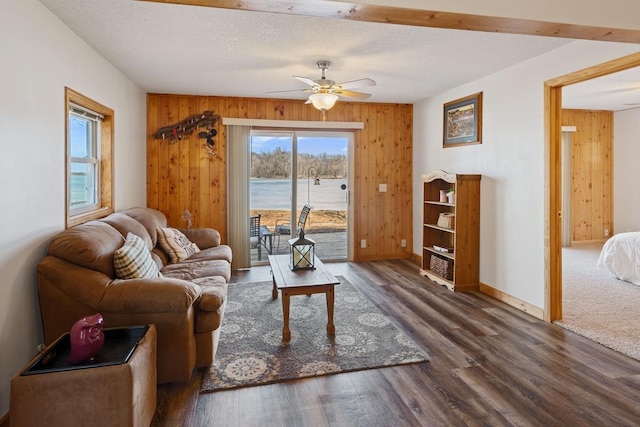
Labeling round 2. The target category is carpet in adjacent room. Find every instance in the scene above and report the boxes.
[556,244,640,361]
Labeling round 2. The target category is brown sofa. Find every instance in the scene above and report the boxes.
[37,207,232,383]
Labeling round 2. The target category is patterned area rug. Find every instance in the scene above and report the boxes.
[201,276,429,392]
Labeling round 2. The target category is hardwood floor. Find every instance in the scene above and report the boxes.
[152,260,640,426]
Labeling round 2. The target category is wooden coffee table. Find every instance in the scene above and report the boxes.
[268,254,340,342]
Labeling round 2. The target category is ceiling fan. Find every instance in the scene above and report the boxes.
[269,60,376,117]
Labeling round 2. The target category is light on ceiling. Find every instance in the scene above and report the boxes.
[308,93,339,120]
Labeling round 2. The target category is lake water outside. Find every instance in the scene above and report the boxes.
[251,178,348,210]
[250,177,348,262]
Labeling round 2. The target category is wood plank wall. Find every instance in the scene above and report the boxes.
[146,94,413,260]
[562,109,613,242]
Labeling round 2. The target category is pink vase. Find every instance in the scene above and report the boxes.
[68,313,105,364]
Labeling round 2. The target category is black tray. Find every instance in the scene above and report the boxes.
[22,325,149,375]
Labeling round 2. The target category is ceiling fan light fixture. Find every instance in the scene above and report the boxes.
[308,93,339,111]
[269,60,375,119]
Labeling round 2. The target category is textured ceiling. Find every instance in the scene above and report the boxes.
[563,67,640,111]
[37,0,640,110]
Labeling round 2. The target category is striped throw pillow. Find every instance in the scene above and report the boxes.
[114,233,162,279]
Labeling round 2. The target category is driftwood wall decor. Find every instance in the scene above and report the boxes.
[151,110,219,141]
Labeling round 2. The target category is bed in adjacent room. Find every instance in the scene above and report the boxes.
[597,232,640,286]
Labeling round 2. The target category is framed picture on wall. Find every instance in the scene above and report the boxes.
[443,92,482,147]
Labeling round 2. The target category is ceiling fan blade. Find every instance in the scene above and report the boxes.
[334,90,372,100]
[293,76,318,87]
[336,78,376,90]
[266,88,313,94]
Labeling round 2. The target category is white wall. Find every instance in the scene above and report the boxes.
[613,108,640,232]
[413,40,640,309]
[0,0,147,417]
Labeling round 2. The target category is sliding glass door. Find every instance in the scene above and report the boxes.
[250,131,351,264]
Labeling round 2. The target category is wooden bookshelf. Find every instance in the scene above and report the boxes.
[420,170,481,292]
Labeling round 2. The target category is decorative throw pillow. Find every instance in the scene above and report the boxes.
[114,233,162,279]
[156,227,200,263]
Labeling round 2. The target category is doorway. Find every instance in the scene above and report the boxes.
[249,130,352,264]
[545,52,640,321]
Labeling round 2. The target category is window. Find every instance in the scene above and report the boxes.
[65,88,114,227]
[69,104,101,213]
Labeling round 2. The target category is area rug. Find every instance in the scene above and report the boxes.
[555,244,640,361]
[201,276,429,392]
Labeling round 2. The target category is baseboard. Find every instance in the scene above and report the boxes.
[0,411,9,427]
[478,282,544,320]
[571,239,606,245]
[411,252,421,266]
[413,252,543,319]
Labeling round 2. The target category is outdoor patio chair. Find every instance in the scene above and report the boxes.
[274,204,313,252]
[250,214,263,260]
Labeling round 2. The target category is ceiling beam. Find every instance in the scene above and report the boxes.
[140,0,640,43]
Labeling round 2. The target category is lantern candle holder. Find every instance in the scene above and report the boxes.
[288,230,316,270]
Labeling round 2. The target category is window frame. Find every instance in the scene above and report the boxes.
[69,104,101,214]
[65,87,114,228]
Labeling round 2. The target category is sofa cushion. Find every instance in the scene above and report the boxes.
[157,227,200,263]
[47,221,124,278]
[193,277,227,311]
[180,228,221,249]
[101,212,153,250]
[180,245,233,264]
[114,233,162,279]
[151,247,170,267]
[121,207,168,247]
[192,277,227,332]
[160,259,231,283]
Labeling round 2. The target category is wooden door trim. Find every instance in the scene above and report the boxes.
[544,51,640,321]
